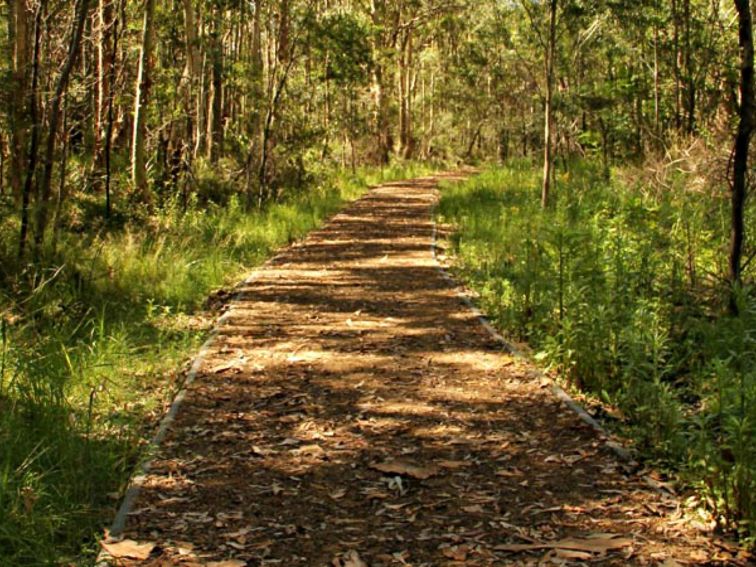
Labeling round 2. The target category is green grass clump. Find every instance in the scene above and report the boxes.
[0,161,433,565]
[438,160,755,539]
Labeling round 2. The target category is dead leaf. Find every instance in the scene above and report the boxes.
[462,504,484,513]
[370,460,439,480]
[293,444,325,457]
[251,445,271,457]
[330,488,347,500]
[338,550,369,567]
[207,560,247,567]
[100,539,156,560]
[210,357,245,374]
[442,544,470,560]
[554,548,593,560]
[438,460,470,469]
[495,534,633,554]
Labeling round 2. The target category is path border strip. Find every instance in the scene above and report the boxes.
[429,176,633,464]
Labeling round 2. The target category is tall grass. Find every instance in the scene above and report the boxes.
[0,162,433,565]
[438,160,755,539]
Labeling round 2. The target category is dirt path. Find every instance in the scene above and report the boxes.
[102,175,744,566]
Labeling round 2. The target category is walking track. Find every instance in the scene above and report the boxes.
[102,174,746,566]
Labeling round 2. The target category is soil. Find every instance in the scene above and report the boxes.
[101,174,749,566]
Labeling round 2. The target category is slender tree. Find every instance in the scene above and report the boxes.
[33,0,91,252]
[729,0,754,315]
[131,0,156,201]
[541,0,557,208]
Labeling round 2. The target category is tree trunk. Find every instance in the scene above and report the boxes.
[182,0,202,159]
[541,0,557,208]
[683,0,696,133]
[131,0,156,201]
[245,0,263,208]
[370,0,391,164]
[104,0,121,219]
[92,0,113,190]
[672,0,682,130]
[17,0,43,259]
[7,0,30,204]
[34,0,90,253]
[208,5,224,163]
[729,0,754,315]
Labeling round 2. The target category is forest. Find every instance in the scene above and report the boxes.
[0,0,754,564]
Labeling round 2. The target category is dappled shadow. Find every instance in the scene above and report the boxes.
[106,175,733,566]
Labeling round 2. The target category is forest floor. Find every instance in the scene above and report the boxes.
[100,174,748,566]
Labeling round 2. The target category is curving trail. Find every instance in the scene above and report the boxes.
[102,174,742,566]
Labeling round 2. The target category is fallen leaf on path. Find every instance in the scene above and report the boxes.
[370,460,439,480]
[553,548,593,560]
[442,544,470,560]
[335,550,369,567]
[495,534,633,554]
[438,460,471,469]
[100,539,156,560]
[462,504,484,513]
[643,474,676,495]
[330,488,347,499]
[211,357,245,374]
[293,444,325,457]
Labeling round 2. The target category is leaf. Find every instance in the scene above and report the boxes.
[100,539,156,560]
[438,460,471,469]
[330,488,348,499]
[210,356,245,374]
[293,444,326,457]
[370,460,439,480]
[554,548,593,560]
[341,550,369,567]
[207,560,247,567]
[462,504,484,513]
[495,534,633,554]
[442,544,470,560]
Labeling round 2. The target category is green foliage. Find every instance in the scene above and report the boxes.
[311,11,372,86]
[438,161,755,537]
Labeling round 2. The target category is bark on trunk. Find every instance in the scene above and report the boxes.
[34,0,91,253]
[92,0,113,189]
[8,0,30,204]
[209,5,224,163]
[182,0,202,158]
[729,0,754,315]
[17,0,43,258]
[131,0,156,200]
[541,0,557,208]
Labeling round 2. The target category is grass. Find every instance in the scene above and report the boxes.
[0,161,434,565]
[437,159,755,541]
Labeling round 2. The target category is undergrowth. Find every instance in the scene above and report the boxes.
[0,161,432,565]
[438,160,755,541]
